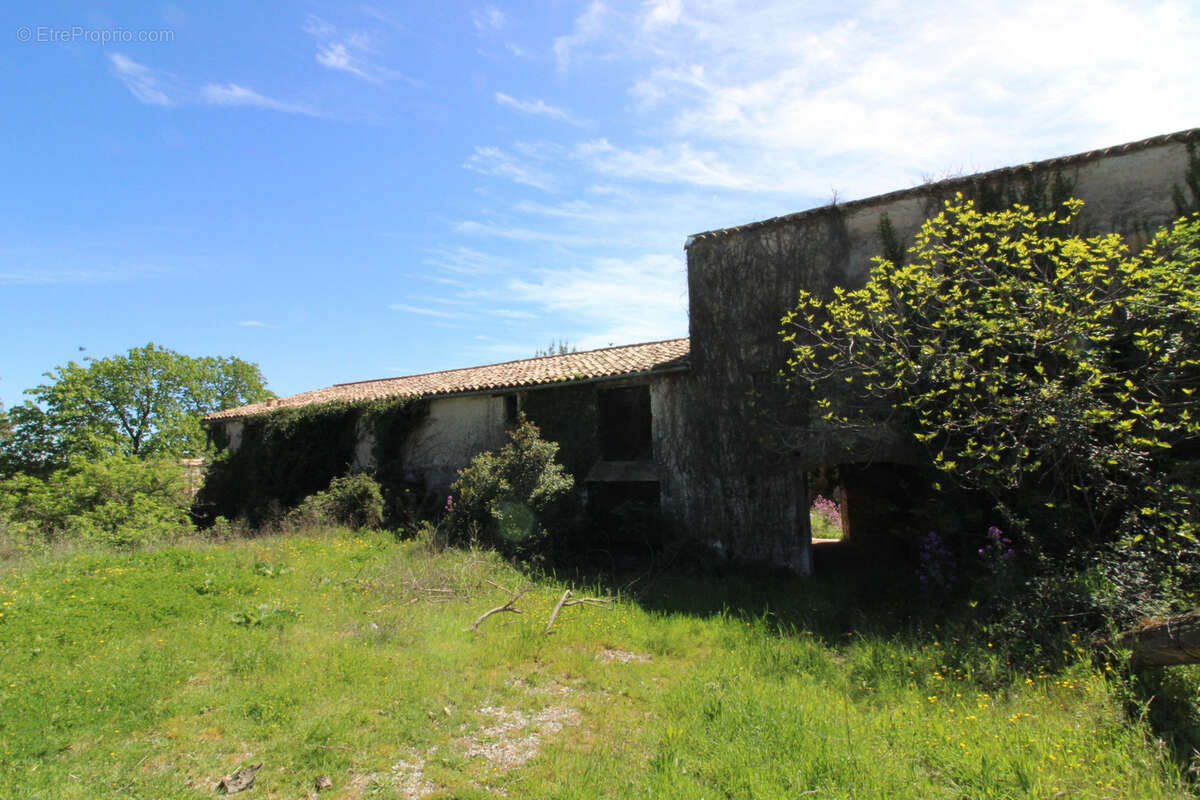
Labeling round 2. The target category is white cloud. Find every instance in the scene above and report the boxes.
[387,303,467,319]
[237,320,278,328]
[422,246,512,276]
[303,14,417,85]
[464,146,556,191]
[643,0,683,28]
[108,53,311,115]
[553,1,614,72]
[495,92,578,124]
[316,42,369,79]
[541,0,1200,199]
[502,253,687,347]
[471,5,507,33]
[108,53,175,106]
[455,220,604,248]
[574,138,755,191]
[201,83,311,114]
[359,5,407,32]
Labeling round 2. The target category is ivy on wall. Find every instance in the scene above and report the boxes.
[521,384,601,482]
[878,212,905,268]
[365,397,435,527]
[972,169,1075,216]
[1175,141,1200,217]
[196,396,428,527]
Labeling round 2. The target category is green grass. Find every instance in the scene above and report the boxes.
[0,529,1192,798]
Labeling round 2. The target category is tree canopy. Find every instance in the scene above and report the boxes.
[1,343,271,474]
[781,198,1200,558]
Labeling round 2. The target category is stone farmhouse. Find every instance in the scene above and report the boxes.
[204,127,1200,574]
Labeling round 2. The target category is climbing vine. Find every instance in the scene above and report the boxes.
[196,396,428,527]
[521,384,601,483]
[1173,140,1200,217]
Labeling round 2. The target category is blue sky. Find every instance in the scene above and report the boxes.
[2,1,1198,403]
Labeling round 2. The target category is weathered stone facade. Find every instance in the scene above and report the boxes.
[209,374,691,512]
[676,128,1200,573]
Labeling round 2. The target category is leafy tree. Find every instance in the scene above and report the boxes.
[0,404,11,446]
[0,455,194,547]
[781,197,1200,563]
[0,343,271,475]
[533,339,578,357]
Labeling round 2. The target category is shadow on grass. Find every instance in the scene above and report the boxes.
[539,535,1200,782]
[1130,666,1200,782]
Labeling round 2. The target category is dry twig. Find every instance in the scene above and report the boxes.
[466,585,530,632]
[543,590,613,634]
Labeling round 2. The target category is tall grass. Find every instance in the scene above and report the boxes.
[0,530,1191,798]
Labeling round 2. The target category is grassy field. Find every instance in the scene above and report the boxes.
[0,529,1193,799]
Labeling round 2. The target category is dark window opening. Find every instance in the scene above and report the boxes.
[598,385,652,461]
[588,480,660,509]
[504,393,519,424]
[811,463,923,573]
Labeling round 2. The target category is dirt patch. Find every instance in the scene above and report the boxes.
[507,677,576,696]
[341,756,434,800]
[597,648,650,664]
[462,705,581,771]
[389,756,436,799]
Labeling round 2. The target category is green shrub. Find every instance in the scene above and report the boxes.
[379,480,440,533]
[289,473,384,530]
[0,455,194,547]
[445,416,574,558]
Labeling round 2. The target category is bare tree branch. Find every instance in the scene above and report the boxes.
[466,585,530,632]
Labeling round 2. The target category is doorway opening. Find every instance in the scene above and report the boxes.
[807,465,847,542]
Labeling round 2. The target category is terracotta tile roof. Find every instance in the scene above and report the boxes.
[204,337,690,423]
[687,126,1200,244]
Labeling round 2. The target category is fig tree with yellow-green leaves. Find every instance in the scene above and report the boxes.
[782,198,1200,580]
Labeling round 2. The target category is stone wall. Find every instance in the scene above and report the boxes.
[400,395,509,496]
[680,128,1200,573]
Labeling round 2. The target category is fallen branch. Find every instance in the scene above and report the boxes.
[544,590,574,635]
[543,590,613,635]
[1112,610,1200,667]
[466,585,530,632]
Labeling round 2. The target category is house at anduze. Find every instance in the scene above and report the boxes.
[204,127,1200,574]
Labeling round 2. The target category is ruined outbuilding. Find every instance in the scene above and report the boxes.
[204,127,1200,574]
[203,339,691,523]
